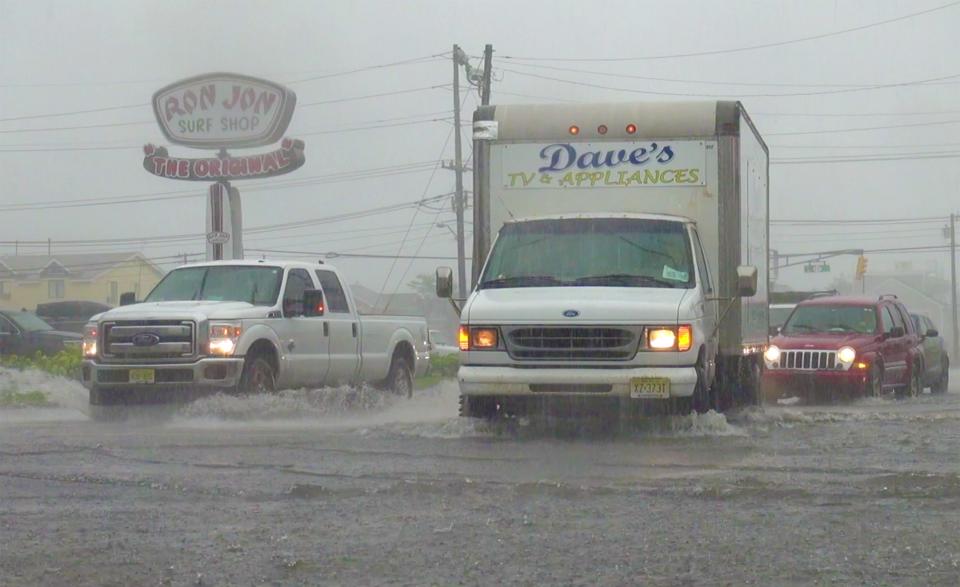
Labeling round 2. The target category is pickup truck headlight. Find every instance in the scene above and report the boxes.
[208,322,242,356]
[647,325,693,352]
[82,323,98,358]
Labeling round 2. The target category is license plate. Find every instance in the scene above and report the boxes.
[630,377,670,398]
[129,368,155,384]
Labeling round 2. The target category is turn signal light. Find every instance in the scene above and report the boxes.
[458,325,470,351]
[677,325,693,352]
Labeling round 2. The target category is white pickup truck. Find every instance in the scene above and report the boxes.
[80,260,429,405]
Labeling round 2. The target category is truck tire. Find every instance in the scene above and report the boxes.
[386,356,414,398]
[691,355,713,414]
[239,356,276,394]
[931,357,949,394]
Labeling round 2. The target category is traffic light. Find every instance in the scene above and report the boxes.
[855,256,868,280]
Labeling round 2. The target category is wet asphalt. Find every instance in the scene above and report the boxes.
[2,373,960,586]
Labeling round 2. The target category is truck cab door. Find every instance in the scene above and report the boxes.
[315,269,360,384]
[690,228,717,381]
[280,268,330,387]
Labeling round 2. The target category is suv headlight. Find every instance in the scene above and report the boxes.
[208,321,242,356]
[837,346,856,364]
[82,323,98,357]
[764,345,781,364]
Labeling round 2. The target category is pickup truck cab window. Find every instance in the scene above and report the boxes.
[145,265,283,305]
[315,270,350,313]
[479,217,695,289]
[282,268,314,317]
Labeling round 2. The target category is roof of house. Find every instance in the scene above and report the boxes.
[0,253,164,280]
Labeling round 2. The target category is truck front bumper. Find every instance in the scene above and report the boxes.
[458,365,697,398]
[81,357,245,390]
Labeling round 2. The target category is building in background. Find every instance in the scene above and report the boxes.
[0,253,164,311]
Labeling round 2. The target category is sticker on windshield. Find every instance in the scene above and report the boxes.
[662,266,689,282]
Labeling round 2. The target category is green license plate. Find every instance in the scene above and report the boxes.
[630,377,670,398]
[129,368,155,384]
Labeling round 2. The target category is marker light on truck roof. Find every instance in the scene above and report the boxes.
[568,125,580,135]
[625,123,637,134]
[597,124,608,135]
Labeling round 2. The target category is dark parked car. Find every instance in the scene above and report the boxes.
[35,300,112,334]
[911,313,949,394]
[0,309,82,356]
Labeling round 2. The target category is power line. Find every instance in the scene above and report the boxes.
[284,54,448,84]
[247,248,467,261]
[0,103,148,123]
[500,67,960,98]
[771,150,960,164]
[502,60,960,90]
[771,142,960,149]
[772,216,946,225]
[767,119,960,137]
[0,253,204,274]
[298,84,450,107]
[757,109,960,118]
[500,1,960,62]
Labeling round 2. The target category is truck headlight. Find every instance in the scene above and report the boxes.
[82,323,98,358]
[209,322,242,356]
[764,345,781,364]
[458,325,499,350]
[837,346,856,364]
[647,325,692,351]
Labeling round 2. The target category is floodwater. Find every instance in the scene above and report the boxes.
[2,368,959,586]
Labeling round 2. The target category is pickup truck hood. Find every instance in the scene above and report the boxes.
[771,332,881,352]
[465,286,689,324]
[91,301,273,323]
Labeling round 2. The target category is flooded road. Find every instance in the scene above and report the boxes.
[2,370,960,586]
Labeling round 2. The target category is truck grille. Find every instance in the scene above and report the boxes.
[504,326,639,361]
[101,320,196,362]
[775,350,839,371]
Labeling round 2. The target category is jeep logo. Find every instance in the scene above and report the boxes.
[131,333,161,347]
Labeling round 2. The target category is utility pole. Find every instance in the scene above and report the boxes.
[480,44,493,105]
[951,213,958,356]
[452,44,467,299]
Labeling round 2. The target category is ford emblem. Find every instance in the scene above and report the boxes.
[131,332,161,347]
[563,309,580,318]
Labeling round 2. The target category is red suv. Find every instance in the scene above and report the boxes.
[763,295,923,402]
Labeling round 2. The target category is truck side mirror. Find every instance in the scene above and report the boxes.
[119,292,136,306]
[736,265,758,297]
[926,328,939,338]
[436,267,453,299]
[302,289,325,317]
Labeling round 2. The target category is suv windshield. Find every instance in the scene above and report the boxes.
[782,305,878,335]
[6,311,54,332]
[480,218,694,289]
[145,266,284,305]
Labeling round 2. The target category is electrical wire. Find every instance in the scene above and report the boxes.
[500,1,960,62]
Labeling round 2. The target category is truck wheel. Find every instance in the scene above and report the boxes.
[931,357,949,395]
[239,356,276,394]
[386,356,414,398]
[691,356,712,414]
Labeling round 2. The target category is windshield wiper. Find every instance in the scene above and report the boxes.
[479,275,565,289]
[573,273,676,288]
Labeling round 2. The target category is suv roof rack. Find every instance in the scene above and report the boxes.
[879,294,899,300]
[809,291,838,299]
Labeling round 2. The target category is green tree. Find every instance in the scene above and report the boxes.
[407,273,434,297]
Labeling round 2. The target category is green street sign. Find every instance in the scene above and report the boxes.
[803,263,831,273]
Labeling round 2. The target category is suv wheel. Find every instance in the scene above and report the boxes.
[931,356,950,395]
[866,364,883,398]
[896,364,922,399]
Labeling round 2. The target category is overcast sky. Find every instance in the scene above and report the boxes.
[2,0,959,294]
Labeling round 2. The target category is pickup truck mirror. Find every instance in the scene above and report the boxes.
[302,289,325,317]
[926,328,939,338]
[119,292,136,306]
[436,266,453,299]
[769,325,781,337]
[736,265,758,297]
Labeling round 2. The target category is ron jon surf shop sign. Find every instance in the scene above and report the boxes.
[152,73,296,149]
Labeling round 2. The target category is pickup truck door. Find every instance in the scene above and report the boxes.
[280,268,330,387]
[315,269,360,384]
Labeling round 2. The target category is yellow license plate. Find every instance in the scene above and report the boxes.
[129,368,155,384]
[630,377,670,398]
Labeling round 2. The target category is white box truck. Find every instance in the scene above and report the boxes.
[437,101,768,418]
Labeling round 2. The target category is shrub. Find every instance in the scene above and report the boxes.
[0,348,83,380]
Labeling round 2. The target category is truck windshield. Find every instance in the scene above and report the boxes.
[783,305,878,335]
[480,218,694,289]
[145,266,284,305]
